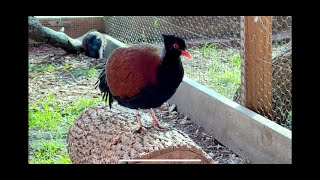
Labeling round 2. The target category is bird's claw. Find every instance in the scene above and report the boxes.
[144,124,154,129]
[145,123,169,131]
[155,123,170,131]
[145,121,158,129]
[156,123,169,130]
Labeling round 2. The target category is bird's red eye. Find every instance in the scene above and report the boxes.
[173,43,179,49]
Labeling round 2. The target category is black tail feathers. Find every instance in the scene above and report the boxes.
[94,68,114,109]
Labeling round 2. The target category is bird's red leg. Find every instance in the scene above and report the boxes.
[145,108,169,130]
[134,110,146,134]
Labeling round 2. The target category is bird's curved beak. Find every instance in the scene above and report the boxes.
[181,50,192,60]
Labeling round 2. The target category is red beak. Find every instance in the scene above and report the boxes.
[181,50,192,60]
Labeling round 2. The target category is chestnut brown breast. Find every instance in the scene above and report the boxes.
[106,44,162,98]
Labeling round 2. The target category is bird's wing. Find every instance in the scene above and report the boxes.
[106,44,162,98]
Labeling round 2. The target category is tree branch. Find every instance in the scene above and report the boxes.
[28,16,82,53]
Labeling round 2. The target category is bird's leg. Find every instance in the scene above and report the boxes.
[134,110,146,134]
[145,108,169,130]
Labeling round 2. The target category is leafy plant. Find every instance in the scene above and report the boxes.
[29,93,102,164]
[153,17,159,29]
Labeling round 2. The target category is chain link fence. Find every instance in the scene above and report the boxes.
[271,16,292,129]
[103,16,292,129]
[104,16,242,98]
[104,16,291,130]
[28,16,292,129]
[238,16,292,129]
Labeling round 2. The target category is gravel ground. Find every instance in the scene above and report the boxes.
[28,43,247,164]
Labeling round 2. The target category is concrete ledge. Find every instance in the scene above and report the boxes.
[101,35,292,164]
[103,34,128,59]
[168,77,292,164]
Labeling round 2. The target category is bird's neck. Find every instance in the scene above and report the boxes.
[160,47,167,59]
[157,47,184,92]
[160,47,180,63]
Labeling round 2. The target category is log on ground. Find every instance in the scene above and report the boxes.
[67,105,214,164]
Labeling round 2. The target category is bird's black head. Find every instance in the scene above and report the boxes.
[162,34,192,60]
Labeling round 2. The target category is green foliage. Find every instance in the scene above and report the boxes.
[153,17,159,29]
[282,111,292,130]
[29,93,62,130]
[184,46,241,99]
[85,68,99,77]
[63,65,71,69]
[29,64,56,73]
[29,93,101,164]
[29,139,71,164]
[71,67,99,77]
[138,30,148,42]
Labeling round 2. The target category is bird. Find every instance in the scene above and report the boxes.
[82,31,107,59]
[95,34,192,133]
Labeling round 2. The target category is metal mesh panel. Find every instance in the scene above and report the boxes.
[104,16,292,129]
[104,16,242,99]
[239,16,292,129]
[270,16,292,128]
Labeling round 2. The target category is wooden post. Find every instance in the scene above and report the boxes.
[241,16,273,119]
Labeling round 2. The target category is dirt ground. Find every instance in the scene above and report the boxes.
[28,43,247,164]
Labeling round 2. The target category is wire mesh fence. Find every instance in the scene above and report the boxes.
[104,16,242,100]
[271,16,292,128]
[238,16,292,129]
[105,16,291,130]
[103,16,292,129]
[28,16,292,129]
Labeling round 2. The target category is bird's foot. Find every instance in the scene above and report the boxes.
[145,120,170,131]
[133,111,147,134]
[156,123,169,130]
[146,108,170,131]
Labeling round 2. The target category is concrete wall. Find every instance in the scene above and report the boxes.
[102,35,292,164]
[168,77,292,164]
